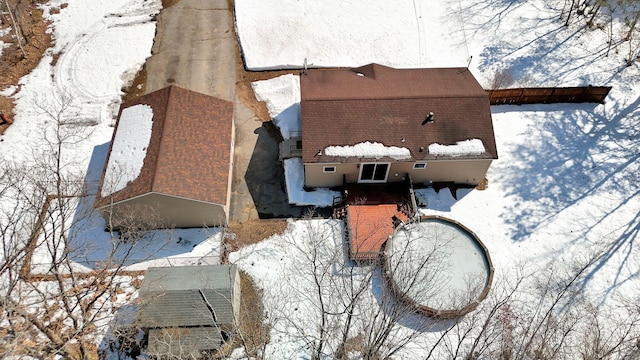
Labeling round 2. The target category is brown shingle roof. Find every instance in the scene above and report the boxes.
[96,85,234,208]
[300,64,497,163]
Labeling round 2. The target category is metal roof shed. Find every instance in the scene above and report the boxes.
[138,265,240,358]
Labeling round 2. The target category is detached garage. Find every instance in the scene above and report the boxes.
[95,85,234,229]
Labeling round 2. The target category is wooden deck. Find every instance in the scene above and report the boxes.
[333,181,417,261]
[347,204,408,261]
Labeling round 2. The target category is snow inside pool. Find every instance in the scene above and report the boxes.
[385,216,492,313]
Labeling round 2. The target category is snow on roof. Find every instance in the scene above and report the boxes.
[284,158,339,207]
[324,141,411,160]
[252,74,301,139]
[428,139,486,157]
[101,104,153,197]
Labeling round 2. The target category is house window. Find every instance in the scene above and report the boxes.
[323,166,336,173]
[358,163,390,183]
[413,162,427,169]
[295,140,302,150]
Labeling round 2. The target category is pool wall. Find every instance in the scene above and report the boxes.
[381,215,494,319]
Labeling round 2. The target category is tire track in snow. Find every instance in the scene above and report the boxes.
[52,4,158,125]
[412,0,427,65]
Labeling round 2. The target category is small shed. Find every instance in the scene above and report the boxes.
[138,265,240,358]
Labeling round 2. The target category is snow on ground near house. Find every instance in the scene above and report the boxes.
[235,0,636,89]
[235,0,470,70]
[253,75,341,206]
[251,74,301,139]
[284,158,339,207]
[325,141,412,160]
[29,191,222,275]
[101,104,153,196]
[428,139,485,157]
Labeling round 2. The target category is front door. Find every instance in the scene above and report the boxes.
[358,163,390,183]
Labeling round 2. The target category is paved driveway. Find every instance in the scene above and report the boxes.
[144,0,235,101]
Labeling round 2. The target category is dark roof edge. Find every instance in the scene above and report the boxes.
[150,86,174,192]
[301,94,491,102]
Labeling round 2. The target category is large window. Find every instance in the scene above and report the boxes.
[359,163,390,183]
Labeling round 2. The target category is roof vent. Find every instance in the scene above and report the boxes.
[351,64,376,79]
[421,112,435,125]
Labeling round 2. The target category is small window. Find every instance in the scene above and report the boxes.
[413,162,427,169]
[323,166,336,173]
[295,140,302,149]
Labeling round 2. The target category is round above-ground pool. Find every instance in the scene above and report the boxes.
[383,215,493,319]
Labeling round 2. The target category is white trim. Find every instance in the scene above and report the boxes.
[358,162,390,183]
[413,162,427,169]
[323,165,337,173]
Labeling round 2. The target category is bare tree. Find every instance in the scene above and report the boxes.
[240,213,640,360]
[261,214,485,360]
[0,94,167,359]
[426,254,640,360]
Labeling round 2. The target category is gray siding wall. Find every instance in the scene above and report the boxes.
[101,192,227,229]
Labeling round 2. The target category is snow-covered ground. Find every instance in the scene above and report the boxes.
[235,0,640,357]
[0,0,160,165]
[0,0,639,358]
[234,0,471,70]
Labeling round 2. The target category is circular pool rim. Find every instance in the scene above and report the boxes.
[382,215,494,319]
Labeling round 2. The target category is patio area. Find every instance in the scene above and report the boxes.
[334,181,417,261]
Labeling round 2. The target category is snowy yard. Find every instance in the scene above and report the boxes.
[0,0,639,358]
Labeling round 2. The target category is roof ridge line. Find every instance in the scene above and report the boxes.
[150,85,174,191]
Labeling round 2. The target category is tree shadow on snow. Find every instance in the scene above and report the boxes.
[493,97,640,298]
[453,0,633,87]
